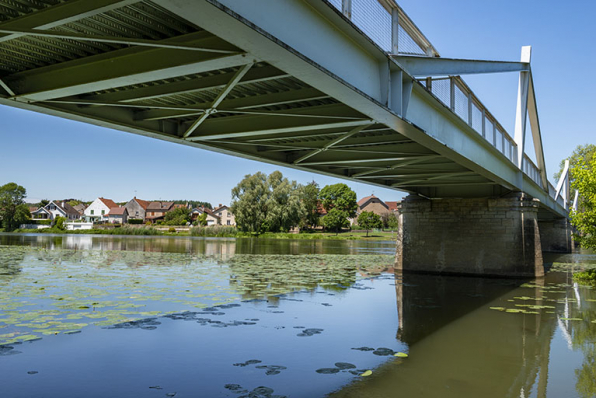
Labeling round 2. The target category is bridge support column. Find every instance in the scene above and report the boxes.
[538,218,572,253]
[395,193,544,277]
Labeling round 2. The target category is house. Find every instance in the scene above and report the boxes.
[145,201,174,222]
[84,197,118,222]
[107,207,128,224]
[212,204,236,226]
[72,203,87,215]
[191,207,220,226]
[357,195,390,217]
[385,201,399,213]
[124,197,150,221]
[32,201,81,220]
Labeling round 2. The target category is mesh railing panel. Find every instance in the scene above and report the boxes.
[495,129,503,153]
[472,103,483,134]
[431,78,450,106]
[398,24,426,55]
[485,119,494,142]
[352,0,391,51]
[454,84,468,121]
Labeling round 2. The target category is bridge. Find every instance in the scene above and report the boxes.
[0,0,572,276]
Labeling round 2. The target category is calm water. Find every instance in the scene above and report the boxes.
[0,234,595,398]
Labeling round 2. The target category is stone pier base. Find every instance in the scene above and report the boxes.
[395,193,544,278]
[538,218,573,253]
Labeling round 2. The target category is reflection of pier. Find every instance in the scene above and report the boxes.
[332,273,558,398]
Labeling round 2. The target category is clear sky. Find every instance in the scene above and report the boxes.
[0,0,593,205]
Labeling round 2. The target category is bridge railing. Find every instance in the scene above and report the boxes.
[419,76,519,166]
[328,0,439,56]
[523,154,543,189]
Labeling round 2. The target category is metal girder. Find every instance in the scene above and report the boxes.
[351,155,439,177]
[7,31,250,101]
[299,155,432,166]
[391,55,529,77]
[527,72,548,189]
[293,124,370,164]
[84,66,289,103]
[186,119,372,141]
[391,172,477,187]
[184,62,254,138]
[0,27,239,54]
[514,47,531,168]
[555,160,569,201]
[135,88,327,121]
[0,0,139,43]
[0,79,14,96]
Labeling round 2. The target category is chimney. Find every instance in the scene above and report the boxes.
[219,204,222,207]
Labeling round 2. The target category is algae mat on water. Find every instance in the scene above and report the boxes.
[0,246,393,345]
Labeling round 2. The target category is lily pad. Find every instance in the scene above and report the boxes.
[360,370,373,377]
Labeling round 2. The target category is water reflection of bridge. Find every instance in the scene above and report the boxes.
[331,273,559,398]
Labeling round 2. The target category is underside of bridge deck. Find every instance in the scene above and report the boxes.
[0,0,508,200]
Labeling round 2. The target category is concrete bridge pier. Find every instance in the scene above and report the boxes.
[538,218,573,253]
[395,193,547,278]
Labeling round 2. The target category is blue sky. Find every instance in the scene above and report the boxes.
[0,0,593,205]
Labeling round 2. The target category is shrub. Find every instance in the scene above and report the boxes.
[54,216,67,231]
[128,218,144,225]
[168,227,176,233]
[190,226,237,237]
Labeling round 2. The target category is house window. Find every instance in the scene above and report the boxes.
[101,210,105,215]
[91,210,94,215]
[227,220,231,225]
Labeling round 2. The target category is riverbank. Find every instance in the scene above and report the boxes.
[8,227,397,241]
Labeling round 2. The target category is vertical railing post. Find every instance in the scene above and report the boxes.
[391,8,399,54]
[449,77,455,112]
[425,77,432,91]
[342,0,352,19]
[467,92,473,126]
[492,124,497,147]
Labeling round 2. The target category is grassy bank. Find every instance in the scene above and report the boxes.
[9,226,396,241]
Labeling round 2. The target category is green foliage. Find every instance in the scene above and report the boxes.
[573,269,596,286]
[357,211,383,237]
[319,183,357,217]
[38,199,49,208]
[127,218,144,225]
[164,207,190,226]
[0,182,28,231]
[194,213,208,227]
[322,208,350,234]
[13,204,31,228]
[190,225,238,237]
[168,227,176,233]
[384,212,399,229]
[570,157,596,249]
[301,181,320,229]
[31,219,52,225]
[54,216,67,231]
[231,171,304,234]
[67,200,81,207]
[556,144,596,184]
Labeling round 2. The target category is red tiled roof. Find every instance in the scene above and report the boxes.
[358,195,377,207]
[135,198,150,210]
[386,201,399,211]
[316,201,327,216]
[108,207,127,216]
[99,197,118,209]
[147,201,174,211]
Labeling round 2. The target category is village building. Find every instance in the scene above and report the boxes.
[124,197,150,221]
[191,207,220,226]
[385,201,399,213]
[212,204,236,226]
[72,203,87,215]
[31,200,81,220]
[145,201,174,223]
[357,195,391,217]
[84,197,118,222]
[107,207,128,224]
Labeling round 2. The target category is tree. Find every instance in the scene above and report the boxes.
[231,172,269,234]
[54,216,66,231]
[319,183,358,217]
[555,144,596,185]
[164,207,191,225]
[384,212,399,230]
[38,199,49,208]
[231,171,304,234]
[301,181,320,229]
[570,157,596,249]
[357,211,383,237]
[322,208,350,234]
[0,182,27,231]
[264,171,304,232]
[194,213,208,227]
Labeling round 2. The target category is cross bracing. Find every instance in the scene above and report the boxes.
[0,0,568,218]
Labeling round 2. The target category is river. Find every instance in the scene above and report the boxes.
[0,233,594,397]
